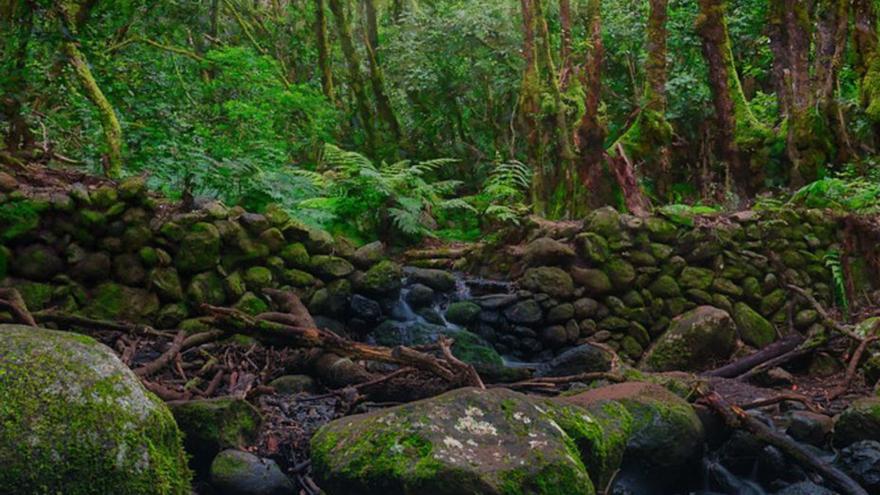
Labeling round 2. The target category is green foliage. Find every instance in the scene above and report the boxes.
[476,158,532,225]
[656,203,721,227]
[824,249,849,317]
[789,174,880,213]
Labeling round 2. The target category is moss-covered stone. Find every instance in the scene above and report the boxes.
[11,244,63,282]
[15,281,54,311]
[187,271,227,306]
[571,267,613,295]
[833,397,880,448]
[282,268,317,287]
[0,325,190,494]
[604,258,636,289]
[311,255,355,279]
[649,275,680,298]
[175,222,221,273]
[258,227,286,253]
[83,282,160,322]
[643,306,736,372]
[679,267,714,290]
[358,261,404,295]
[234,292,270,315]
[149,267,184,301]
[311,387,595,495]
[280,242,310,268]
[520,266,575,299]
[446,301,482,325]
[243,266,273,292]
[732,302,776,348]
[170,397,261,475]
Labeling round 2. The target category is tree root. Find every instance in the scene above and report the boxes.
[0,288,36,326]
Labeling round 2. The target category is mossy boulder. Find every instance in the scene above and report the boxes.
[210,449,294,495]
[15,281,55,311]
[535,344,612,377]
[576,232,611,263]
[279,242,310,268]
[175,222,221,273]
[446,301,482,325]
[833,398,880,448]
[352,241,386,268]
[732,302,776,348]
[571,267,613,295]
[649,275,681,298]
[169,397,262,475]
[604,258,636,289]
[311,255,355,280]
[642,306,737,372]
[586,207,623,239]
[149,267,184,301]
[11,244,63,282]
[644,217,678,243]
[243,266,274,292]
[519,266,574,299]
[524,237,575,266]
[187,271,227,306]
[358,260,404,295]
[557,382,704,493]
[83,282,160,322]
[311,387,595,495]
[504,299,543,325]
[404,266,456,292]
[234,292,270,315]
[0,325,190,493]
[281,268,316,287]
[679,266,714,290]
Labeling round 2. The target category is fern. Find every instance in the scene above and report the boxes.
[824,249,849,317]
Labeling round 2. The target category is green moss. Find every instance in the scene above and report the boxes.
[546,403,627,491]
[16,281,54,311]
[0,326,191,494]
[170,397,261,474]
[0,200,41,241]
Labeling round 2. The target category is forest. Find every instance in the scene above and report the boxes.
[1,0,880,494]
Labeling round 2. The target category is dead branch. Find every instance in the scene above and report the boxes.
[135,330,187,377]
[438,337,485,389]
[705,333,805,378]
[0,288,36,326]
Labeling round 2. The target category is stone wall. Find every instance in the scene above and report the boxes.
[457,207,875,364]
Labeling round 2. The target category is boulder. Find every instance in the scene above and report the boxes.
[83,282,160,322]
[113,253,146,286]
[404,266,456,292]
[358,261,404,295]
[170,397,262,475]
[535,344,612,377]
[176,222,220,273]
[269,375,316,395]
[679,266,714,290]
[311,255,355,279]
[445,301,481,325]
[504,299,543,325]
[150,267,185,301]
[833,397,880,447]
[642,306,737,372]
[279,242,310,268]
[604,258,636,289]
[571,267,613,295]
[187,271,227,306]
[211,449,293,495]
[836,440,880,493]
[12,244,63,282]
[0,325,190,493]
[404,283,434,307]
[71,251,112,283]
[524,237,575,266]
[311,387,595,495]
[352,241,386,268]
[350,294,382,322]
[519,266,574,299]
[243,266,274,292]
[733,302,776,348]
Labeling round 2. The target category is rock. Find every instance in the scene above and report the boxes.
[170,397,262,475]
[243,266,273,292]
[156,303,188,328]
[352,241,385,268]
[357,260,404,295]
[644,217,678,243]
[187,271,227,306]
[541,325,569,347]
[279,242,310,268]
[573,297,600,319]
[649,275,681,298]
[150,267,184,301]
[472,293,518,309]
[71,251,112,283]
[604,258,636,289]
[113,253,146,286]
[445,301,481,325]
[571,266,613,295]
[269,375,316,395]
[773,481,836,495]
[679,266,714,290]
[258,227,285,252]
[0,171,18,191]
[785,411,833,447]
[586,206,623,238]
[643,306,737,372]
[176,222,221,273]
[404,266,456,292]
[405,283,434,307]
[733,302,776,348]
[504,299,543,325]
[12,244,63,282]
[833,397,880,447]
[211,449,294,495]
[836,440,880,493]
[281,268,315,287]
[234,292,269,315]
[311,387,594,495]
[524,237,576,266]
[576,232,611,263]
[311,255,355,279]
[547,303,575,323]
[520,266,574,299]
[84,282,160,322]
[559,382,704,493]
[447,329,503,367]
[239,213,270,234]
[794,309,819,329]
[711,277,743,297]
[350,294,382,322]
[535,344,612,377]
[0,325,190,493]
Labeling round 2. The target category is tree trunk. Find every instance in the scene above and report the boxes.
[328,0,376,155]
[519,0,546,215]
[1,0,35,153]
[574,0,611,211]
[58,0,124,178]
[559,0,573,86]
[814,0,850,161]
[767,0,790,120]
[696,0,762,198]
[854,0,880,146]
[362,0,401,142]
[315,0,335,104]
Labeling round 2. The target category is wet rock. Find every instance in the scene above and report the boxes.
[541,325,569,347]
[535,343,612,377]
[773,481,836,495]
[472,293,518,309]
[547,302,575,323]
[0,325,190,493]
[404,283,434,307]
[446,301,481,325]
[520,266,574,299]
[12,244,63,282]
[311,387,594,495]
[170,397,262,475]
[404,266,456,292]
[524,237,575,266]
[833,397,880,447]
[642,306,737,372]
[573,297,600,319]
[504,299,543,325]
[356,260,403,295]
[350,294,382,322]
[836,440,880,492]
[785,411,832,447]
[211,449,293,495]
[733,302,776,348]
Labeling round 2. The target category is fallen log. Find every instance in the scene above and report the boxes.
[705,333,805,378]
[702,391,867,495]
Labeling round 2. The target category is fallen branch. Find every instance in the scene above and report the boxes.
[0,288,36,326]
[702,392,867,495]
[496,372,626,391]
[705,333,805,378]
[135,330,187,377]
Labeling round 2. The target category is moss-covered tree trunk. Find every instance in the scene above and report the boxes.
[696,0,768,198]
[328,0,376,155]
[58,0,124,178]
[519,0,547,215]
[362,0,401,144]
[315,0,336,105]
[1,0,35,154]
[854,0,880,146]
[559,0,573,86]
[814,0,851,161]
